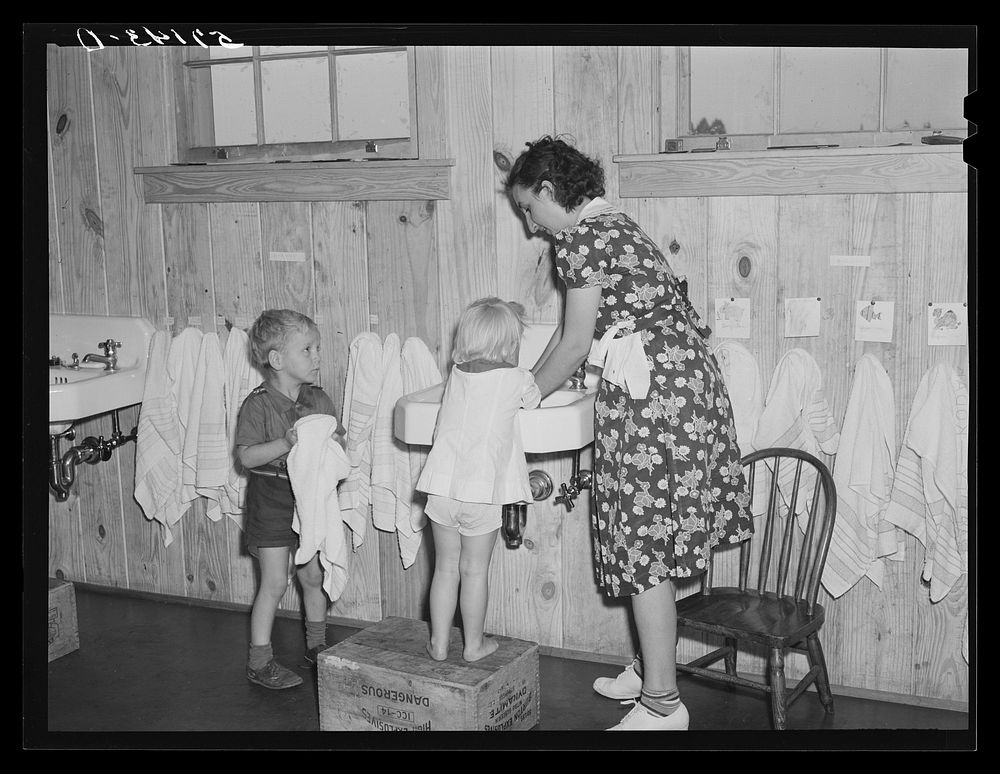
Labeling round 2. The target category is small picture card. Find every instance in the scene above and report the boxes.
[714,297,752,339]
[854,300,895,342]
[927,302,967,346]
[784,297,821,338]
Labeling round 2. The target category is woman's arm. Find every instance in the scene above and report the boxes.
[531,284,602,397]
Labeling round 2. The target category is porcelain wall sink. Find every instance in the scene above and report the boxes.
[49,314,156,431]
[393,322,601,454]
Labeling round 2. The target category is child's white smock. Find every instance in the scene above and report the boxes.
[416,365,541,504]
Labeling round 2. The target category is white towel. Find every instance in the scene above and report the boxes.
[400,337,442,534]
[752,348,841,530]
[134,330,182,546]
[339,332,383,548]
[168,327,204,528]
[712,341,764,456]
[371,333,424,568]
[821,354,897,598]
[181,332,229,520]
[883,364,968,603]
[287,414,353,601]
[589,323,650,399]
[220,326,261,528]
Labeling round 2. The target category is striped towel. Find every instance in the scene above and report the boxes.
[134,330,182,546]
[220,326,261,528]
[883,363,968,603]
[822,354,897,598]
[288,413,353,601]
[168,327,204,528]
[181,332,229,520]
[339,332,383,548]
[752,348,841,531]
[400,337,443,536]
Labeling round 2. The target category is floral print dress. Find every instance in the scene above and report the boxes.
[554,203,753,598]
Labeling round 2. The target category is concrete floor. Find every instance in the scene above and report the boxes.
[27,585,973,750]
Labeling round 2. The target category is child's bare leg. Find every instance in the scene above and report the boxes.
[296,552,329,623]
[459,528,500,662]
[427,521,461,660]
[251,546,291,646]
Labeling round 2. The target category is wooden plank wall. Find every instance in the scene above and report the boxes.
[44,44,969,706]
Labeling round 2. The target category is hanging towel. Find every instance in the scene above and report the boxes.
[287,413,353,601]
[220,326,260,527]
[134,330,182,546]
[712,340,764,456]
[370,333,423,568]
[180,332,229,520]
[400,337,443,535]
[167,327,204,529]
[338,332,383,548]
[821,354,897,598]
[752,348,841,530]
[883,363,969,603]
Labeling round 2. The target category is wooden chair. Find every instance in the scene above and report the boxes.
[675,447,838,730]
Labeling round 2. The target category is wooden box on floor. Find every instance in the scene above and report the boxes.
[48,578,79,662]
[318,616,539,731]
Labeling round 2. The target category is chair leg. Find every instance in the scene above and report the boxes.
[767,648,788,730]
[724,637,738,676]
[805,632,835,713]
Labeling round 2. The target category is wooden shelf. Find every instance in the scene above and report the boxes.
[614,145,968,198]
[135,158,455,203]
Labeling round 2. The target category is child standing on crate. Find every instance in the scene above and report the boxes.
[236,309,345,689]
[416,297,541,662]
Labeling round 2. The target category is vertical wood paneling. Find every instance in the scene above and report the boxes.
[554,46,620,206]
[366,200,440,620]
[492,46,560,324]
[312,200,382,622]
[437,46,496,367]
[618,46,658,156]
[48,493,85,583]
[209,201,264,606]
[47,45,107,316]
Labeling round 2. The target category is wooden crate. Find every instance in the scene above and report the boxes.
[47,578,79,662]
[318,616,539,731]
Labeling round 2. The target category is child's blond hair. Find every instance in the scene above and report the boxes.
[452,297,527,366]
[248,309,317,371]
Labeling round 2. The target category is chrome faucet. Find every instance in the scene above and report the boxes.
[567,359,588,391]
[82,339,121,371]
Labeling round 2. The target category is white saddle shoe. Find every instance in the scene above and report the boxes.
[606,699,690,731]
[592,658,643,700]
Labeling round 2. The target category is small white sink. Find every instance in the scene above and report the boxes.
[393,372,598,454]
[393,322,600,454]
[49,314,156,430]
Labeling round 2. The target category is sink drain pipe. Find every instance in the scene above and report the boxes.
[48,411,137,501]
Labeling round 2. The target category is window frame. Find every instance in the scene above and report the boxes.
[170,45,419,164]
[661,46,969,152]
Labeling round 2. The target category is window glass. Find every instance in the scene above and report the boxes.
[261,56,332,144]
[689,47,773,135]
[335,50,410,140]
[779,48,881,133]
[884,48,967,130]
[259,45,327,55]
[210,62,258,145]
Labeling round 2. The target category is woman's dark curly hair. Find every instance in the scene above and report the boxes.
[505,135,605,211]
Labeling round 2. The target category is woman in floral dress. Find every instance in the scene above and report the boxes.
[506,136,753,731]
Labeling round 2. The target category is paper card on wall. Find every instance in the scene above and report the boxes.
[784,297,821,338]
[927,302,967,346]
[854,300,895,342]
[714,297,751,339]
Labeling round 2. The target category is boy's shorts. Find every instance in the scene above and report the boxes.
[425,494,502,537]
[244,474,298,557]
